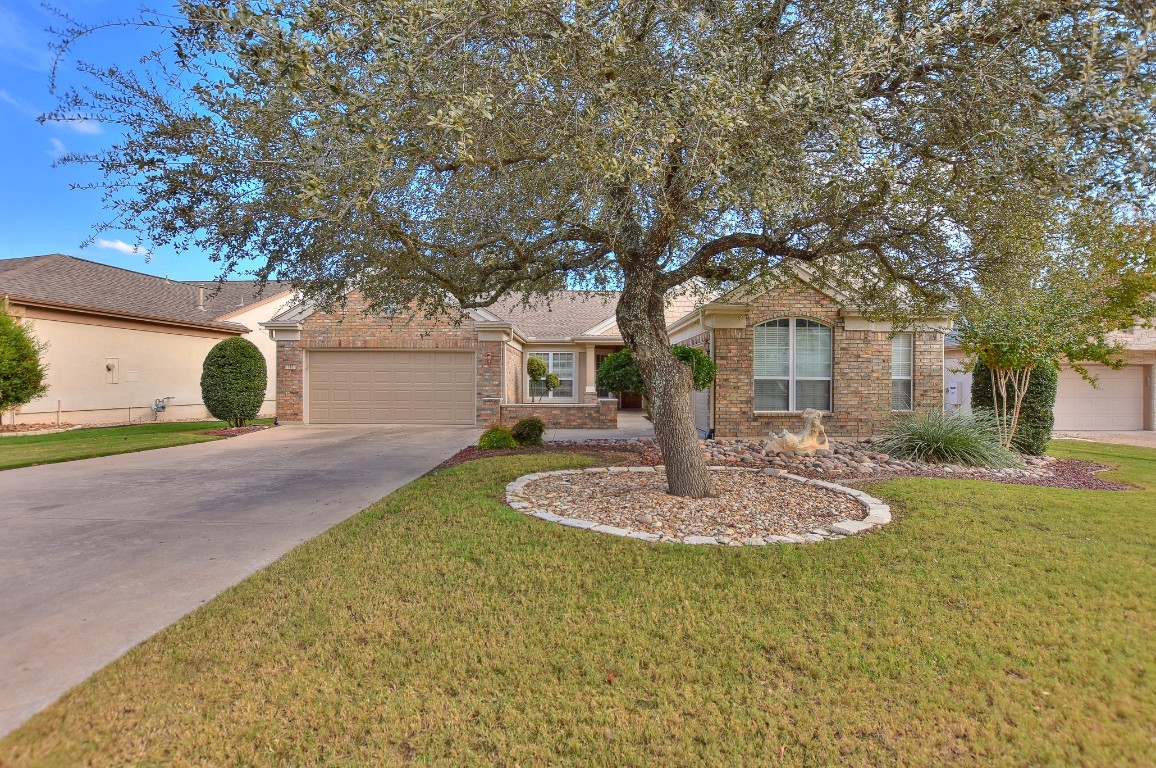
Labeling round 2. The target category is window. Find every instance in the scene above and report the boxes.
[891,333,914,410]
[753,319,832,411]
[528,352,575,399]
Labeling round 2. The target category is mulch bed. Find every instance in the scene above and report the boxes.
[200,424,277,438]
[0,423,77,434]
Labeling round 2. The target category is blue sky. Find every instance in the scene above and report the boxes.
[0,1,232,280]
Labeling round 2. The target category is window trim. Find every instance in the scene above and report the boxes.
[526,351,577,401]
[753,318,833,413]
[890,332,914,411]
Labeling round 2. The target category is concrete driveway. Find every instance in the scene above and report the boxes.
[0,423,477,737]
[1052,431,1156,448]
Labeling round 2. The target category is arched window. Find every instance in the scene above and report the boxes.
[753,319,832,411]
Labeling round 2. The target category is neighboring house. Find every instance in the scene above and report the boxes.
[0,255,294,425]
[263,274,950,437]
[944,328,1156,431]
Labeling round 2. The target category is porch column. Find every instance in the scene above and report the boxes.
[584,344,598,404]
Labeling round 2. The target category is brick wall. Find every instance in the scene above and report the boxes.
[278,293,505,424]
[505,343,523,403]
[499,399,617,429]
[713,286,943,438]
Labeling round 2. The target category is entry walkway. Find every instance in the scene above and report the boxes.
[544,410,655,442]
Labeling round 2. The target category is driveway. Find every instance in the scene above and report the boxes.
[1052,431,1156,449]
[0,424,476,737]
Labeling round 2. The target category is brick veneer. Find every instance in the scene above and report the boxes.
[499,399,618,429]
[276,293,503,424]
[713,286,943,438]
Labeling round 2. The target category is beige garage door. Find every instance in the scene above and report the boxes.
[308,350,475,425]
[1054,365,1144,431]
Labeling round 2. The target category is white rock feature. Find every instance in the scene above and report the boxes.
[767,408,830,455]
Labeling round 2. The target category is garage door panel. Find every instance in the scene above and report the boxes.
[1054,365,1144,431]
[309,350,476,425]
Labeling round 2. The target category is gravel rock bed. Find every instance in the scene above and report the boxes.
[543,436,1129,491]
[521,468,867,543]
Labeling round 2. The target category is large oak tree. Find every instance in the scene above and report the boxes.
[50,1,1155,495]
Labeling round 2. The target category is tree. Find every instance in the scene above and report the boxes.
[0,307,48,415]
[525,355,560,403]
[597,346,716,396]
[954,210,1156,449]
[971,361,1057,456]
[200,337,267,427]
[48,2,1155,496]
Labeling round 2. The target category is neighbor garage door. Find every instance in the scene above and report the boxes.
[308,350,475,424]
[1053,365,1144,431]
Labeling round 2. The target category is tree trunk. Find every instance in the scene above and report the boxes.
[615,272,714,498]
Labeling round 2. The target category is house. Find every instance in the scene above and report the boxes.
[944,328,1156,432]
[0,255,294,425]
[263,274,950,437]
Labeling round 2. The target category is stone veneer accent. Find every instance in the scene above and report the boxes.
[275,293,503,424]
[505,466,892,544]
[713,285,943,438]
[498,399,618,429]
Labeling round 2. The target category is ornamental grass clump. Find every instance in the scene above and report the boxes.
[879,408,1020,468]
[478,426,518,451]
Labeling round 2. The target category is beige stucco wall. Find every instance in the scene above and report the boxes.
[11,293,295,426]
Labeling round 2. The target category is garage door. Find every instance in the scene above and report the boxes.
[308,350,475,425]
[1054,365,1145,431]
[693,387,711,437]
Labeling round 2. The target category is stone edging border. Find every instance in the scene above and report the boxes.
[504,466,891,545]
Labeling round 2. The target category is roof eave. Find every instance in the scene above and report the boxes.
[6,294,249,335]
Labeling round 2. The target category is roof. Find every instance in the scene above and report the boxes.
[488,291,621,339]
[0,254,291,333]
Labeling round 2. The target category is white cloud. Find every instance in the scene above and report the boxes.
[46,117,102,135]
[47,137,66,159]
[96,238,151,256]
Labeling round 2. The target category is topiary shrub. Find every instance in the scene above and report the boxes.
[0,308,48,413]
[511,417,547,446]
[971,361,1057,455]
[878,408,1020,468]
[478,426,518,450]
[200,337,267,427]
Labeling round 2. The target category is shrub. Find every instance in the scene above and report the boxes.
[511,417,547,446]
[478,426,518,450]
[0,308,48,412]
[595,345,716,394]
[971,361,1057,455]
[878,408,1020,468]
[200,337,267,427]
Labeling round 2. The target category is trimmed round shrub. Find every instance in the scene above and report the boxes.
[200,337,267,427]
[595,345,716,394]
[511,417,547,445]
[878,408,1020,468]
[478,426,518,450]
[971,362,1057,455]
[0,308,48,412]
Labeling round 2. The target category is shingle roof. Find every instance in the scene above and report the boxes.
[0,254,291,332]
[488,291,620,339]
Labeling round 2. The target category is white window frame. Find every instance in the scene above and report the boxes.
[891,333,914,411]
[753,318,833,413]
[527,351,576,401]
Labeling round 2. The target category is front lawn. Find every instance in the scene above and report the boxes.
[2,443,1153,766]
[0,420,272,471]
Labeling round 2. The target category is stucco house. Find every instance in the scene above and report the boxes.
[944,327,1156,432]
[0,255,294,425]
[263,274,950,437]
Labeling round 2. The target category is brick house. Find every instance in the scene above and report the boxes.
[262,274,950,437]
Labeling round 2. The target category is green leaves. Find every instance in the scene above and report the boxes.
[0,309,48,412]
[596,345,716,395]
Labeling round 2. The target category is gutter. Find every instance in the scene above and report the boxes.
[5,294,249,334]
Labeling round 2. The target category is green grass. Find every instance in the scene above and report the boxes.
[2,443,1154,766]
[0,419,273,470]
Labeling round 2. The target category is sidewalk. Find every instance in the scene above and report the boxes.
[545,410,655,441]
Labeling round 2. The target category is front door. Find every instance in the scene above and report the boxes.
[619,391,643,410]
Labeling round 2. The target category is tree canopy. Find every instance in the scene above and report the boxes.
[49,1,1156,495]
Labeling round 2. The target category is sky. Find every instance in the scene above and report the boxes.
[0,1,233,280]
